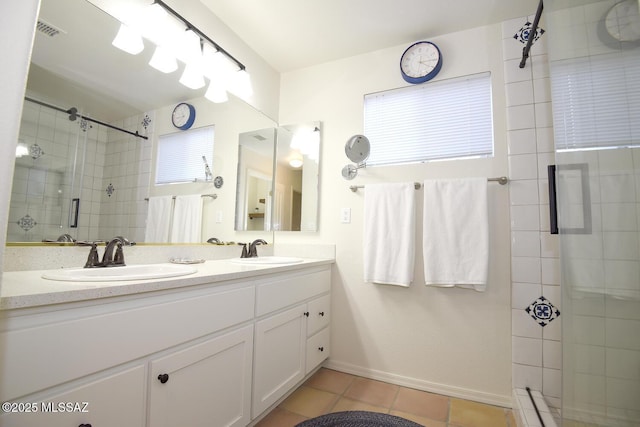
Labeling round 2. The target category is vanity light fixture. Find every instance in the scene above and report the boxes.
[112,23,144,55]
[149,45,178,73]
[109,0,251,102]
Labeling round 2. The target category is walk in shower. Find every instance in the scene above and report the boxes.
[547,0,640,425]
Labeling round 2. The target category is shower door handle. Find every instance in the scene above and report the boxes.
[548,165,558,234]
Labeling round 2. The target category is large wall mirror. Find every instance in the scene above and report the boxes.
[8,0,319,245]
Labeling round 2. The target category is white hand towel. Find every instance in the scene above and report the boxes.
[170,195,203,243]
[423,178,488,291]
[363,183,416,287]
[144,196,173,243]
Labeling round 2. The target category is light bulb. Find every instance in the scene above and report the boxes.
[204,80,228,103]
[149,45,178,73]
[112,23,144,55]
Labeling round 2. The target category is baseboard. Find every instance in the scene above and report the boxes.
[324,359,512,408]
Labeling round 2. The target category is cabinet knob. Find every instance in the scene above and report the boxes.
[157,373,169,384]
[319,311,325,316]
[303,311,309,317]
[318,346,324,352]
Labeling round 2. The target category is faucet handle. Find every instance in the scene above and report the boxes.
[113,243,126,266]
[84,243,101,268]
[238,243,249,258]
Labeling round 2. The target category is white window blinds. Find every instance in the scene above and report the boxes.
[155,126,214,184]
[551,51,640,151]
[364,72,493,166]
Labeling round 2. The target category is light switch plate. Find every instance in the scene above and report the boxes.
[341,208,351,223]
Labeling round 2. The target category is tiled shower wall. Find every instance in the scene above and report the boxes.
[502,16,563,410]
[9,100,107,242]
[98,113,153,243]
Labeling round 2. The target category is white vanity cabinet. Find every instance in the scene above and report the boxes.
[0,262,332,427]
[252,267,331,416]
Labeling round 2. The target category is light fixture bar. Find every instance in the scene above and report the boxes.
[154,0,246,72]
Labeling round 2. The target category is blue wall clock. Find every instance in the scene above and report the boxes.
[172,102,196,130]
[400,41,442,84]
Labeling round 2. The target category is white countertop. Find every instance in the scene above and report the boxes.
[0,258,333,310]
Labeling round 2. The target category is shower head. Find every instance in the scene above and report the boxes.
[67,107,78,121]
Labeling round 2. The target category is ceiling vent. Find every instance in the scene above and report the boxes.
[36,20,66,37]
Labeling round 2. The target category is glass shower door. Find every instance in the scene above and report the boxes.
[546,0,640,425]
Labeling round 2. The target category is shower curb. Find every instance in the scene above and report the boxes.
[512,388,558,427]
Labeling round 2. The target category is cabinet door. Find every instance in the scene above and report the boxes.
[306,327,330,374]
[307,294,330,336]
[149,325,254,427]
[0,365,145,427]
[253,305,307,417]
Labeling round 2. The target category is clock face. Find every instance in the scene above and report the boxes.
[605,0,640,42]
[400,41,442,84]
[172,103,196,130]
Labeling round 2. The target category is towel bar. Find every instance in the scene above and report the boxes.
[349,177,509,192]
[144,194,217,201]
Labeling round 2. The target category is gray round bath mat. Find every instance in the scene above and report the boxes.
[295,411,423,427]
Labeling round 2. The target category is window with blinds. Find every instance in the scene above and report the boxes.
[551,51,640,152]
[155,126,214,184]
[363,72,493,166]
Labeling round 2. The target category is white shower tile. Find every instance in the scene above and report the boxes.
[537,153,555,180]
[543,368,562,398]
[541,258,560,285]
[512,363,543,390]
[599,174,636,203]
[538,179,549,205]
[606,318,640,350]
[511,205,540,231]
[540,233,559,258]
[542,316,561,341]
[513,309,543,338]
[503,37,526,61]
[573,344,606,375]
[606,348,640,380]
[508,128,537,155]
[603,232,640,261]
[509,154,538,180]
[543,339,562,369]
[513,282,543,309]
[531,54,550,80]
[507,104,536,131]
[513,336,543,366]
[506,80,534,107]
[512,256,541,283]
[504,58,533,84]
[534,102,553,128]
[533,78,551,103]
[512,231,541,257]
[502,16,528,39]
[539,204,551,232]
[510,180,540,205]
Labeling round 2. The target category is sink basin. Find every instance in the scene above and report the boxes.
[42,264,197,282]
[229,256,304,265]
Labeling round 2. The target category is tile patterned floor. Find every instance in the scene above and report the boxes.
[256,368,517,427]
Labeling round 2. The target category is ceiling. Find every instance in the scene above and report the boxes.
[29,0,542,122]
[199,0,542,72]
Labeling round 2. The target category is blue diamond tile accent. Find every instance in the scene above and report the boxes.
[525,296,560,327]
[106,183,115,197]
[514,21,545,45]
[17,214,37,231]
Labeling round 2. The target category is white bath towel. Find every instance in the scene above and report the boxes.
[144,196,173,243]
[170,195,203,243]
[423,178,488,291]
[363,183,416,287]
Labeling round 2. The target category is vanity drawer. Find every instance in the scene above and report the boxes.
[306,327,330,374]
[255,266,330,317]
[1,283,255,401]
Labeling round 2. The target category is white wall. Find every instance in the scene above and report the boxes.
[0,0,41,287]
[277,24,513,405]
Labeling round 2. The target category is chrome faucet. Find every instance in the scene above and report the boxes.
[247,239,268,258]
[101,236,133,267]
